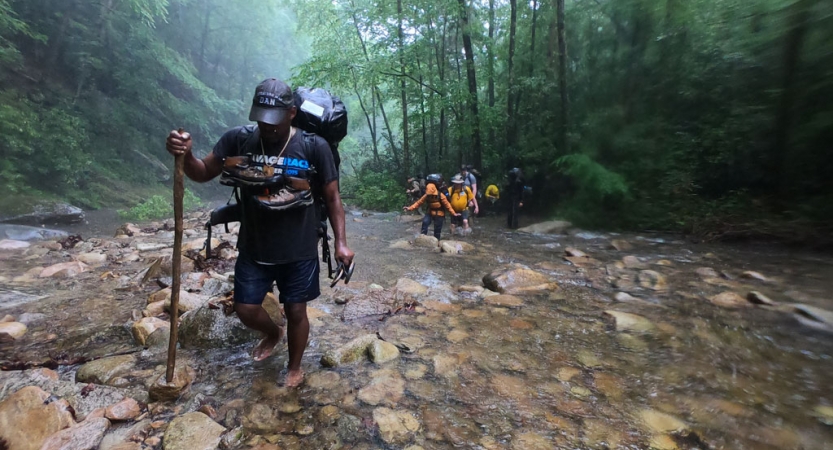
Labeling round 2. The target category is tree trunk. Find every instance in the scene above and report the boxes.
[457,0,482,169]
[397,0,410,177]
[198,0,213,73]
[487,0,496,154]
[556,0,570,154]
[773,0,812,196]
[506,0,518,153]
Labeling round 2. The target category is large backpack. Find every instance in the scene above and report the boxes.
[292,87,348,278]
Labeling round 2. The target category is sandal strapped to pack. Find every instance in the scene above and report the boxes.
[329,261,355,288]
[219,155,284,188]
[255,187,314,211]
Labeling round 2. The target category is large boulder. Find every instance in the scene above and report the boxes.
[164,290,209,314]
[0,224,68,241]
[131,317,169,346]
[40,417,111,450]
[413,234,439,248]
[178,306,258,349]
[0,386,76,450]
[482,264,556,295]
[440,240,475,255]
[321,334,378,367]
[791,304,833,333]
[0,201,84,226]
[517,220,572,235]
[75,355,137,385]
[162,412,226,450]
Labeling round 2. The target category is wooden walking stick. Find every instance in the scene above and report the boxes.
[166,128,186,383]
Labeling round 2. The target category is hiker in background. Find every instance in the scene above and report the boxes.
[484,183,500,215]
[165,78,354,388]
[406,175,421,203]
[460,164,479,202]
[403,173,459,240]
[506,168,525,229]
[447,174,476,236]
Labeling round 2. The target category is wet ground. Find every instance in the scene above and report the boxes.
[1,209,833,449]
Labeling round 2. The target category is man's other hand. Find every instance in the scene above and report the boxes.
[335,243,354,266]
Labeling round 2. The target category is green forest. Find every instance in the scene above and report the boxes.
[1,0,831,239]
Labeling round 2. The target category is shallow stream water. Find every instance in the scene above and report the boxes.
[1,210,832,449]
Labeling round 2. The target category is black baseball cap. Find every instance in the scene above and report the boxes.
[248,78,294,125]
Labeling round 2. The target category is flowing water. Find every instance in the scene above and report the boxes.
[1,210,832,449]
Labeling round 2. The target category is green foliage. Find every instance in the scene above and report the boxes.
[341,171,404,212]
[118,189,202,221]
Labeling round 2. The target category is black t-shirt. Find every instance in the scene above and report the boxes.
[212,125,338,264]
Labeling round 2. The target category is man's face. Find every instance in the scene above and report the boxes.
[258,106,297,143]
[461,167,468,175]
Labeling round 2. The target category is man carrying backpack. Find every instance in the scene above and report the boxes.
[165,78,354,388]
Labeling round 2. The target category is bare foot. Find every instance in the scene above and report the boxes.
[252,327,284,362]
[285,369,305,388]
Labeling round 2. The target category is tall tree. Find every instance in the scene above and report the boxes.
[456,0,482,169]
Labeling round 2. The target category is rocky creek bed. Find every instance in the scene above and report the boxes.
[0,210,832,449]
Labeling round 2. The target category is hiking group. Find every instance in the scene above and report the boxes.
[404,165,526,240]
[165,78,354,388]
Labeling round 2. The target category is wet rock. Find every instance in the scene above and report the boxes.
[40,261,89,278]
[40,417,111,450]
[337,414,362,443]
[0,314,13,322]
[517,220,572,234]
[813,405,833,426]
[709,292,750,309]
[98,419,151,450]
[0,321,27,341]
[76,252,108,265]
[241,403,280,433]
[556,367,581,382]
[135,242,170,252]
[791,304,833,333]
[0,224,68,241]
[114,223,143,237]
[306,371,341,389]
[404,363,428,380]
[509,318,534,329]
[0,239,30,250]
[131,317,169,346]
[616,334,649,351]
[741,271,769,282]
[163,412,226,450]
[358,369,404,406]
[413,234,439,248]
[610,239,633,251]
[368,340,400,364]
[148,364,195,401]
[1,201,84,226]
[482,264,556,295]
[0,386,76,450]
[104,398,141,421]
[178,306,257,349]
[649,434,679,450]
[747,291,777,306]
[164,290,209,314]
[638,270,667,291]
[695,267,719,279]
[483,294,524,307]
[446,329,470,343]
[564,247,587,257]
[389,239,413,249]
[604,310,656,333]
[622,255,648,269]
[320,334,378,367]
[372,407,420,445]
[394,277,429,301]
[512,432,554,449]
[145,328,170,350]
[440,240,475,254]
[576,350,603,368]
[143,300,166,317]
[433,354,461,378]
[76,355,137,385]
[639,409,688,434]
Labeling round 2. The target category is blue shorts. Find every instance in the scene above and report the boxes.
[234,256,320,304]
